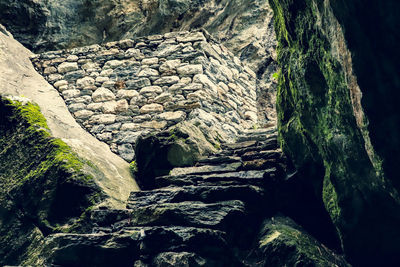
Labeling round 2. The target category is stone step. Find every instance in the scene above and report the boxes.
[221,140,258,150]
[156,169,279,187]
[196,155,241,166]
[220,138,279,157]
[169,161,242,176]
[240,127,277,136]
[128,200,246,231]
[126,185,265,209]
[240,149,283,161]
[44,226,240,267]
[236,132,277,143]
[242,158,282,171]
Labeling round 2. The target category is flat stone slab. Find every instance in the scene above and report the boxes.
[170,162,242,176]
[129,200,246,230]
[156,169,278,187]
[127,185,264,209]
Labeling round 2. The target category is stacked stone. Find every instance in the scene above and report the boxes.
[30,31,259,161]
[40,128,349,266]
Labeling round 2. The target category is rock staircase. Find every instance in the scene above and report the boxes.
[42,126,349,266]
[43,127,288,266]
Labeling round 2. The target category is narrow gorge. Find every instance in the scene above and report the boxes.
[0,0,399,266]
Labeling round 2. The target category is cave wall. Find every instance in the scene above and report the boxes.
[269,0,400,265]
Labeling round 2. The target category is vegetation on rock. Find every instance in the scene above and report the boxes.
[0,96,103,265]
[269,0,400,265]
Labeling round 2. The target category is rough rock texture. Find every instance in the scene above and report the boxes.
[31,31,263,162]
[0,27,139,207]
[2,127,348,266]
[0,96,103,265]
[248,216,350,267]
[0,0,275,69]
[0,0,278,123]
[270,0,400,265]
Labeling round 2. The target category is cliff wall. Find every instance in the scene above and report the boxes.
[270,0,400,265]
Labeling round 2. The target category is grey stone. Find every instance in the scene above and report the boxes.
[89,114,116,125]
[92,88,116,102]
[153,76,180,86]
[118,144,135,162]
[57,62,78,73]
[62,89,80,99]
[159,59,181,74]
[141,57,159,65]
[64,70,85,80]
[170,161,242,176]
[53,80,68,89]
[176,32,206,42]
[182,83,203,91]
[86,103,103,111]
[104,60,124,69]
[114,131,141,144]
[68,103,86,112]
[139,86,163,95]
[76,76,95,89]
[176,64,203,76]
[44,66,57,74]
[156,111,186,122]
[138,68,159,77]
[102,101,118,114]
[74,110,94,119]
[105,123,121,131]
[140,104,164,114]
[126,78,151,89]
[154,92,173,103]
[116,89,139,99]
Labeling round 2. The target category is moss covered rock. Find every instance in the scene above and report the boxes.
[0,96,104,265]
[269,0,400,265]
[250,216,350,267]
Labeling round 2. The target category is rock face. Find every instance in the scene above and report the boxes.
[2,127,348,266]
[0,26,139,207]
[0,0,278,124]
[31,31,263,162]
[270,0,400,265]
[0,96,103,265]
[0,0,275,70]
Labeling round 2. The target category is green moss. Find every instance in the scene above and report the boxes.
[259,217,350,266]
[322,166,341,224]
[8,98,50,131]
[130,160,138,175]
[213,142,221,150]
[269,1,400,263]
[0,96,103,265]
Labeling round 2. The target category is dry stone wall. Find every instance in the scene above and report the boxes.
[31,31,259,162]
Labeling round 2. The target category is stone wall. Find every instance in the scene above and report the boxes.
[31,31,260,162]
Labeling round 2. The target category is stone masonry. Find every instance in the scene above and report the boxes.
[30,30,260,162]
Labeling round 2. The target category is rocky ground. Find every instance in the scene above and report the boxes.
[33,127,350,266]
[1,0,400,265]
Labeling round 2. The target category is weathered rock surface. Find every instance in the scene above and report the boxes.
[247,216,350,267]
[31,31,264,161]
[0,0,278,124]
[270,0,400,265]
[0,27,139,208]
[0,0,275,72]
[28,128,347,266]
[0,97,104,265]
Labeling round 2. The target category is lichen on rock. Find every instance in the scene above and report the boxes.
[0,96,104,265]
[269,0,400,265]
